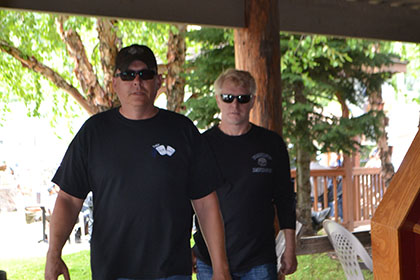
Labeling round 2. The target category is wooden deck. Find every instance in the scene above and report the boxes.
[291,167,386,229]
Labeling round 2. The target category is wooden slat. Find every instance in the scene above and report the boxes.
[332,179,338,221]
[355,175,361,220]
[323,177,329,208]
[313,176,319,211]
[402,221,420,235]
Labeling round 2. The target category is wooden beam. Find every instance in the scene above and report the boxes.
[0,0,245,28]
[278,0,420,43]
[3,0,420,43]
[296,230,371,255]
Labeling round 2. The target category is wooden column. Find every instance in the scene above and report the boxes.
[371,128,420,279]
[342,155,354,231]
[234,0,282,135]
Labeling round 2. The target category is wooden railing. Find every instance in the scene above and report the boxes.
[291,167,386,226]
[353,167,386,225]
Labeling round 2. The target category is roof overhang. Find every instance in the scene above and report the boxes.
[1,0,420,43]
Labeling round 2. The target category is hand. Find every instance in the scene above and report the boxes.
[279,249,297,275]
[45,253,70,280]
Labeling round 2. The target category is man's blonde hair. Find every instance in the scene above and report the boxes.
[214,69,256,96]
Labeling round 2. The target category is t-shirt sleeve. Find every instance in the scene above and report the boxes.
[273,136,296,230]
[187,128,223,200]
[52,124,91,200]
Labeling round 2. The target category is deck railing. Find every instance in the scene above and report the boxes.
[291,167,386,226]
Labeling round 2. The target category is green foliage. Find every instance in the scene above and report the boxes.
[116,21,170,64]
[183,27,235,128]
[281,33,398,158]
[184,95,219,129]
[0,9,170,128]
[397,42,420,103]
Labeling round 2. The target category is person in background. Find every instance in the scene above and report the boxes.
[45,44,230,280]
[192,69,297,279]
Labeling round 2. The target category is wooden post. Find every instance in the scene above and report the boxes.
[342,155,354,231]
[234,0,282,135]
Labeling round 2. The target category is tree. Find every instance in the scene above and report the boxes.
[183,27,235,128]
[0,10,171,123]
[165,24,187,112]
[281,34,398,234]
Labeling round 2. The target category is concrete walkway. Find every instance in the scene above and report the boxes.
[0,211,89,260]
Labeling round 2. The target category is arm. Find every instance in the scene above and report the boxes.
[279,229,297,276]
[45,190,84,280]
[192,191,231,280]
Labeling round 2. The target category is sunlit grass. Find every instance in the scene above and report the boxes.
[287,253,373,280]
[0,250,91,280]
[0,250,373,280]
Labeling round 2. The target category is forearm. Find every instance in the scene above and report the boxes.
[47,190,84,257]
[192,192,229,277]
[283,229,296,254]
[279,228,297,276]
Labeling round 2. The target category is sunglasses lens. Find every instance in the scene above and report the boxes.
[238,95,251,103]
[117,70,156,81]
[221,94,234,103]
[139,70,155,80]
[220,94,251,104]
[119,71,135,81]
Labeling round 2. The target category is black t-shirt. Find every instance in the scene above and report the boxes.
[193,124,296,273]
[53,108,221,279]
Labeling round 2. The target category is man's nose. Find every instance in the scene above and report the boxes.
[231,98,240,107]
[133,74,142,84]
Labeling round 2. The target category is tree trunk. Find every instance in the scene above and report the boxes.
[369,89,395,187]
[56,16,112,112]
[336,91,355,230]
[294,81,314,236]
[296,144,313,236]
[166,24,187,112]
[233,0,282,136]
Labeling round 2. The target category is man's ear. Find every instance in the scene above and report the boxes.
[156,74,163,89]
[215,94,222,110]
[250,94,256,108]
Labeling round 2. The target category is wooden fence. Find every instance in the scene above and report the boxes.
[291,167,386,227]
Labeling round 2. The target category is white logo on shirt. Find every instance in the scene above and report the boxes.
[153,144,176,156]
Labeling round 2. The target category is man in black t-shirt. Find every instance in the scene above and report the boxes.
[192,69,297,279]
[45,44,230,280]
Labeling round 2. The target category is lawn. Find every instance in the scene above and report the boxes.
[0,250,91,280]
[0,250,373,280]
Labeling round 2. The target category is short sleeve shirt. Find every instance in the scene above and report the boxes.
[53,108,221,279]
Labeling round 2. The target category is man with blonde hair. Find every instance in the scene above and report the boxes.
[193,69,297,279]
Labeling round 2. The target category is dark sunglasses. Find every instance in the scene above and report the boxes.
[220,94,252,104]
[115,69,156,81]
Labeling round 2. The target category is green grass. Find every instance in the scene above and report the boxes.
[0,251,373,280]
[287,253,373,280]
[0,250,91,280]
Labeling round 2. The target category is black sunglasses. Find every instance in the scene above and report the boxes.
[115,69,156,81]
[220,94,252,104]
